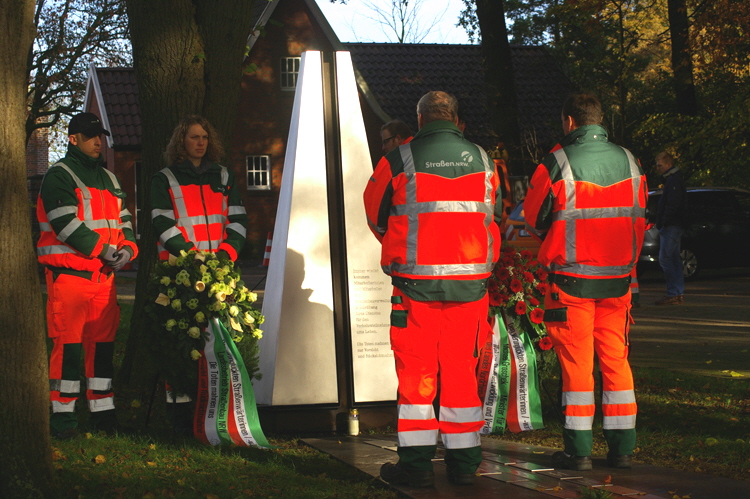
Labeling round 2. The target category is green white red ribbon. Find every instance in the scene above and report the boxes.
[479,312,544,434]
[195,318,270,447]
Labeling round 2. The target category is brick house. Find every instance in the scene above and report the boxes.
[82,0,570,253]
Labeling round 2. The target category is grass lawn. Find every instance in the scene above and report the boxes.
[49,283,749,497]
[492,364,750,481]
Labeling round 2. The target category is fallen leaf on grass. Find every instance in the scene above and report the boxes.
[131,399,142,408]
[705,437,718,446]
[206,494,219,499]
[52,448,66,461]
[93,455,106,464]
[147,461,157,467]
[705,360,712,364]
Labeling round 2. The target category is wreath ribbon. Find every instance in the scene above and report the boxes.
[195,318,270,447]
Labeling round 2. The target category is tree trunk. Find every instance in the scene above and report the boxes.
[0,0,54,496]
[475,0,519,154]
[120,0,257,422]
[667,0,698,115]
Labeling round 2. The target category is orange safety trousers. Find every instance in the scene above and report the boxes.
[544,283,637,457]
[390,288,490,453]
[46,270,120,414]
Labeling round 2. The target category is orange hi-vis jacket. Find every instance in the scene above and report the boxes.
[524,125,647,298]
[151,161,248,261]
[37,151,138,276]
[364,120,502,302]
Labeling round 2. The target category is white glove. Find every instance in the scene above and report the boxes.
[109,249,131,271]
[100,245,118,265]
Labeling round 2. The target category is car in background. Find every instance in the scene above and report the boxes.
[639,187,750,278]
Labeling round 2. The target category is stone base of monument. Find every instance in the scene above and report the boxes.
[258,405,396,435]
[302,435,750,499]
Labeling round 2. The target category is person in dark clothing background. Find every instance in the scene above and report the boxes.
[654,152,687,305]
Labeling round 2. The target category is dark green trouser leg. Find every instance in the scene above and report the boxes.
[604,428,636,456]
[563,428,593,457]
[444,446,483,474]
[397,445,437,472]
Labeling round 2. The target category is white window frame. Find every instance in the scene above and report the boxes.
[246,155,271,191]
[280,57,301,91]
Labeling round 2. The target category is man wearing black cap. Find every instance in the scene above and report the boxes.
[36,112,138,438]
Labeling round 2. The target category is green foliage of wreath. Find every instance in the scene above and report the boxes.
[145,250,263,398]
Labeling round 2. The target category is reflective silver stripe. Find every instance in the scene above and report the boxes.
[39,222,51,231]
[562,391,595,407]
[55,163,93,220]
[47,205,78,221]
[88,377,112,391]
[384,261,492,277]
[603,414,636,430]
[120,220,133,230]
[622,146,644,266]
[551,147,644,276]
[165,391,193,403]
[398,404,435,421]
[57,218,83,242]
[228,205,246,216]
[37,245,77,256]
[226,222,247,237]
[553,205,645,221]
[553,149,577,265]
[161,168,195,241]
[159,226,184,244]
[398,429,438,447]
[392,142,496,278]
[196,240,215,250]
[82,219,119,230]
[400,144,419,269]
[152,208,175,220]
[89,397,115,412]
[100,167,122,190]
[391,200,493,217]
[564,414,594,430]
[52,400,76,413]
[549,262,634,276]
[51,379,81,393]
[206,214,225,225]
[439,406,483,424]
[602,390,636,405]
[479,147,498,269]
[441,431,481,449]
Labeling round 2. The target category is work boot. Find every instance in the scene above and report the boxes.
[379,462,435,488]
[607,454,633,468]
[654,295,683,305]
[446,468,475,485]
[166,402,194,437]
[50,412,79,440]
[552,451,592,471]
[90,409,120,435]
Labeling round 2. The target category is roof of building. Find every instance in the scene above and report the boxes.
[344,43,572,151]
[85,66,141,149]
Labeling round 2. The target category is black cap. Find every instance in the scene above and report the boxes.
[68,113,110,137]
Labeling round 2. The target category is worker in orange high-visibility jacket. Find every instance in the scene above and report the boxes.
[524,92,647,472]
[150,115,248,434]
[38,113,138,439]
[364,91,502,488]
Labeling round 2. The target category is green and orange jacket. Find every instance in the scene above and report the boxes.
[37,144,138,277]
[364,120,502,302]
[150,160,248,261]
[523,125,648,298]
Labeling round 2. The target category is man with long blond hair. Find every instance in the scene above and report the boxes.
[150,115,248,434]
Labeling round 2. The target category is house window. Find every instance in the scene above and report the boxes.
[280,57,301,90]
[246,155,271,190]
